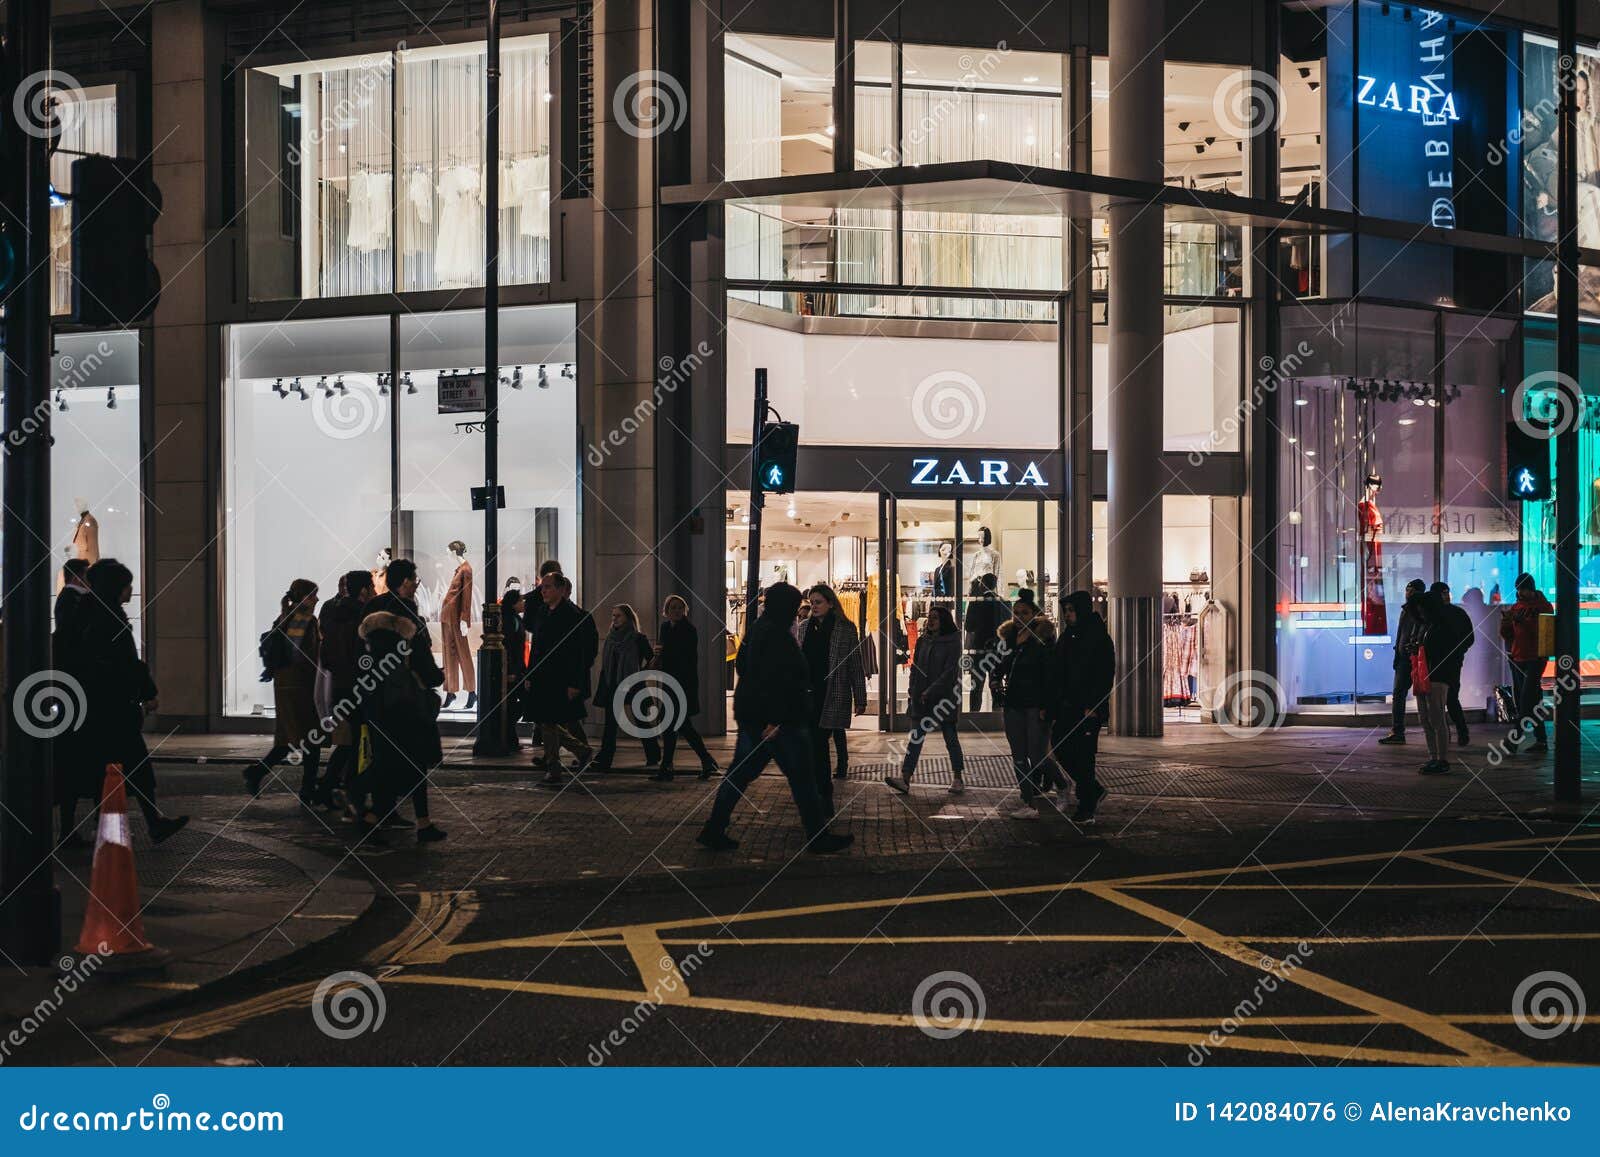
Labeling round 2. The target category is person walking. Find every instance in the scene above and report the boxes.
[652,595,719,780]
[1499,571,1554,754]
[964,572,1011,710]
[593,603,662,771]
[1052,590,1114,822]
[317,569,375,809]
[357,606,446,843]
[883,605,965,795]
[1377,578,1427,745]
[61,559,188,845]
[246,579,323,801]
[993,591,1059,819]
[501,587,529,733]
[697,582,853,854]
[524,560,565,771]
[53,559,94,846]
[351,558,446,824]
[1415,587,1475,774]
[801,584,866,813]
[526,572,596,784]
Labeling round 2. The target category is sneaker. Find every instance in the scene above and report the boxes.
[697,763,720,781]
[416,824,447,844]
[883,775,910,795]
[947,774,967,796]
[243,766,266,797]
[380,813,414,830]
[695,828,739,851]
[807,832,854,855]
[1073,783,1107,823]
[1009,804,1040,820]
[648,770,675,782]
[1456,728,1470,748]
[529,756,549,771]
[1419,760,1450,775]
[540,770,564,787]
[1376,732,1406,745]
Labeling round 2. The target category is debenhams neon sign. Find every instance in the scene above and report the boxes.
[910,457,1047,487]
[1355,74,1459,122]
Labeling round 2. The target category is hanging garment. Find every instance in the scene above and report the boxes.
[511,153,551,238]
[1358,499,1387,636]
[71,511,100,563]
[400,168,433,256]
[435,165,485,286]
[440,558,475,694]
[1161,618,1197,704]
[346,170,392,253]
[1194,600,1229,712]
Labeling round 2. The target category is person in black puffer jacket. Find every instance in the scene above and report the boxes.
[883,605,966,795]
[358,608,446,844]
[1051,590,1115,822]
[994,590,1061,815]
[698,583,853,854]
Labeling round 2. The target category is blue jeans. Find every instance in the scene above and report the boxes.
[706,726,828,838]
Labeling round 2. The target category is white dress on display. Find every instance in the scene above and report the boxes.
[345,170,392,253]
[1195,599,1229,713]
[434,165,484,285]
[510,153,551,238]
[400,168,433,255]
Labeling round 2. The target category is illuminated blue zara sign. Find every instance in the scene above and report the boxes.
[910,457,1047,488]
[1355,74,1460,122]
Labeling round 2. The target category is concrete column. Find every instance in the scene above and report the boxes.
[148,0,215,729]
[581,0,658,702]
[1105,0,1164,736]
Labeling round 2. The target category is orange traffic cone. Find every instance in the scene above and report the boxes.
[76,764,154,957]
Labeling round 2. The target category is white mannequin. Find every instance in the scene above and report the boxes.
[969,525,1000,578]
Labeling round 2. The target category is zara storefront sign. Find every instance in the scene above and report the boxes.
[910,456,1047,488]
[1354,75,1460,123]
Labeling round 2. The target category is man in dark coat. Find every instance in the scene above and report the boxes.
[1051,590,1115,822]
[527,572,596,784]
[1378,578,1427,746]
[697,583,853,854]
[319,569,376,806]
[524,560,601,771]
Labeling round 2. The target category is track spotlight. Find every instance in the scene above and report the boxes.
[377,372,389,397]
[335,375,347,395]
[55,388,68,412]
[562,363,575,381]
[319,374,332,396]
[106,386,117,410]
[404,372,416,395]
[537,364,549,389]
[511,366,524,390]
[272,377,287,398]
[293,377,309,401]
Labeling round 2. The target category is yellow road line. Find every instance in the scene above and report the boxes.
[647,931,1600,947]
[1404,854,1600,903]
[622,929,691,1004]
[381,973,1465,1066]
[1081,883,1530,1066]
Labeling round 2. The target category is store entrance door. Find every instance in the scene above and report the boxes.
[882,494,1055,732]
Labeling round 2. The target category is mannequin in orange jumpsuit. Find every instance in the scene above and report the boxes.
[440,540,476,708]
[1357,472,1387,636]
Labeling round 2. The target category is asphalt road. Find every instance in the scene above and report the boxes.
[45,808,1600,1068]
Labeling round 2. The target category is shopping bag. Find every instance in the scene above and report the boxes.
[355,724,374,781]
[1537,613,1557,659]
[1493,684,1517,723]
[1410,650,1431,695]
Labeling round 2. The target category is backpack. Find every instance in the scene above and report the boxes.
[259,625,291,681]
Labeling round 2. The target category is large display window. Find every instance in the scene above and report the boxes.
[243,35,550,301]
[223,304,577,720]
[2,331,146,634]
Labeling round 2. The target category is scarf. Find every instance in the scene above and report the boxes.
[602,623,643,692]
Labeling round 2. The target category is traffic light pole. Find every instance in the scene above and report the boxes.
[744,369,768,623]
[1,0,62,963]
[1555,0,1581,804]
[475,0,513,755]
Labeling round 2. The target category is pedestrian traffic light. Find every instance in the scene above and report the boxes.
[70,155,162,327]
[757,421,799,494]
[1506,421,1551,502]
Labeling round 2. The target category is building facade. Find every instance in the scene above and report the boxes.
[20,0,1600,736]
